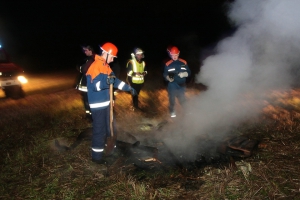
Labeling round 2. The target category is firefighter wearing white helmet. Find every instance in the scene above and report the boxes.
[163,46,191,118]
[126,47,147,111]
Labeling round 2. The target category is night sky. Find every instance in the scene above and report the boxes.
[0,0,233,72]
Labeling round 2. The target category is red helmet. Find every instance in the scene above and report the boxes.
[169,46,180,55]
[100,42,118,57]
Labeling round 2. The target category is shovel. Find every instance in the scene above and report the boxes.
[105,79,116,156]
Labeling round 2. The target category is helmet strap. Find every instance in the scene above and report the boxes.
[105,52,109,65]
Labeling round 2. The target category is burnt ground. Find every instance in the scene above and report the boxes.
[1,69,300,199]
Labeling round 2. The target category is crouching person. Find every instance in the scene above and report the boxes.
[86,42,136,164]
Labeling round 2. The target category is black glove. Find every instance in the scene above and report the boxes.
[106,76,115,85]
[166,75,174,82]
[130,87,137,96]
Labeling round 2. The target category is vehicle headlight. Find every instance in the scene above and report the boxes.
[18,76,28,84]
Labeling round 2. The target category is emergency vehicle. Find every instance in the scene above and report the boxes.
[0,45,27,99]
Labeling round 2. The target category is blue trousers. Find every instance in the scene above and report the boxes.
[167,84,186,112]
[91,107,111,160]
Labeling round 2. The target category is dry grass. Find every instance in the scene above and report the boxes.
[1,71,300,199]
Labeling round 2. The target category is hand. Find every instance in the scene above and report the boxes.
[130,87,137,96]
[178,72,188,78]
[142,72,147,76]
[106,76,115,85]
[166,75,174,82]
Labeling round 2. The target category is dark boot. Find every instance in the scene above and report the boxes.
[133,95,139,109]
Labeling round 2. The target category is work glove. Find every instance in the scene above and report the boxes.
[130,87,137,96]
[178,72,188,78]
[166,75,174,82]
[106,76,115,85]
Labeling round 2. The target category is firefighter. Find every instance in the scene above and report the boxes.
[126,48,147,111]
[86,42,137,164]
[76,45,95,119]
[163,46,191,117]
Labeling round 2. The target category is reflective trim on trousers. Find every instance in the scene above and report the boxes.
[91,107,110,160]
[90,101,110,108]
[92,148,104,152]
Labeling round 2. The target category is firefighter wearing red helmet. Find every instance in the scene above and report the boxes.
[86,42,137,164]
[126,47,147,110]
[163,46,191,117]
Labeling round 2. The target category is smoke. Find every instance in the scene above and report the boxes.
[163,0,300,160]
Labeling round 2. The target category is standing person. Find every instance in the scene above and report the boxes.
[126,48,147,111]
[163,46,191,118]
[86,42,136,164]
[110,60,121,96]
[76,45,95,119]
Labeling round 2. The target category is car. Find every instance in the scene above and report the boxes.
[0,45,27,99]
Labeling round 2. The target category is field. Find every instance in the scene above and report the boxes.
[1,69,300,199]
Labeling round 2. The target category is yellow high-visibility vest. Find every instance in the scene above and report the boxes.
[127,55,146,84]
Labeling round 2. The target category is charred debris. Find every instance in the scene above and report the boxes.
[55,124,259,171]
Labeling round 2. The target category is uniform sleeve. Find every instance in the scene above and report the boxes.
[163,64,169,80]
[126,61,133,76]
[87,74,109,91]
[185,63,191,77]
[144,63,147,74]
[113,77,132,91]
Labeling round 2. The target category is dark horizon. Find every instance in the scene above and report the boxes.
[0,0,234,73]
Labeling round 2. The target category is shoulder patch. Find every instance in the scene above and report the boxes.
[87,59,112,80]
[165,60,173,66]
[178,58,187,65]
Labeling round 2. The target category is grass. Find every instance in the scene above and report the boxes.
[1,73,300,199]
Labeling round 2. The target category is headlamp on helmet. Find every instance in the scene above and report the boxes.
[133,48,144,58]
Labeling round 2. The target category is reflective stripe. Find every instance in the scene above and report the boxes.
[129,58,145,84]
[181,67,187,70]
[78,87,87,92]
[127,71,133,76]
[92,148,104,152]
[168,69,175,72]
[96,81,101,91]
[131,60,145,73]
[118,82,125,90]
[90,101,110,108]
[132,77,144,81]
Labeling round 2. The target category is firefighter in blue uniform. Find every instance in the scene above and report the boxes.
[86,42,136,164]
[126,48,147,110]
[163,46,191,117]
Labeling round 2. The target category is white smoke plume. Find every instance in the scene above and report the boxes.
[163,0,300,159]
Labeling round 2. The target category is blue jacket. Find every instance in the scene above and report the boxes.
[163,58,191,87]
[86,55,132,110]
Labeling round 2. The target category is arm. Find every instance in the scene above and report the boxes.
[163,65,169,81]
[126,61,133,76]
[87,73,110,91]
[143,62,147,76]
[178,62,191,78]
[163,65,174,82]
